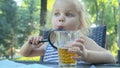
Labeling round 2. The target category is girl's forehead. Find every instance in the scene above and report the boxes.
[53,0,77,12]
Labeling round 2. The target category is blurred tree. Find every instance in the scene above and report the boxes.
[0,0,40,59]
[40,0,47,27]
[0,0,17,59]
[83,0,119,57]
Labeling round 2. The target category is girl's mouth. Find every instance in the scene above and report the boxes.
[56,26,64,29]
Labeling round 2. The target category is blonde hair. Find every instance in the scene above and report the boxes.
[51,0,91,35]
[72,0,91,35]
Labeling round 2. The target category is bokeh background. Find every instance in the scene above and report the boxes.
[0,0,120,62]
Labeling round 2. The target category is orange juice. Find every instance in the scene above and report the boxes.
[58,48,77,64]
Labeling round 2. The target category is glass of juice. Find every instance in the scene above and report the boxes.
[55,30,79,68]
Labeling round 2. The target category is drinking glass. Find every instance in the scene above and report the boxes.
[54,30,80,68]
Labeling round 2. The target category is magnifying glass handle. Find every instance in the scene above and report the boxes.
[40,39,48,42]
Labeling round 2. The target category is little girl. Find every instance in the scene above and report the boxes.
[20,0,115,64]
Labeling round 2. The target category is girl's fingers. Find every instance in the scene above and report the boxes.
[76,38,85,44]
[32,36,40,45]
[72,42,84,50]
[28,36,43,48]
[71,56,84,61]
[67,39,87,60]
[68,47,83,56]
[29,36,34,44]
[66,38,85,49]
[33,42,44,48]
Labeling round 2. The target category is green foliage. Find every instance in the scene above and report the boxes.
[0,44,5,57]
[0,0,17,59]
[83,0,119,58]
[0,0,40,59]
[15,0,41,47]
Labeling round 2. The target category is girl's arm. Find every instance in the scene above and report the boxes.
[85,50,115,64]
[20,36,48,57]
[69,35,116,64]
[83,36,116,64]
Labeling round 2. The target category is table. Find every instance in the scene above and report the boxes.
[15,61,120,68]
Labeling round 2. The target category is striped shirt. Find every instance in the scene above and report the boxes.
[43,44,58,62]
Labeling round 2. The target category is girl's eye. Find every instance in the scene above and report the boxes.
[66,13,74,17]
[54,12,60,16]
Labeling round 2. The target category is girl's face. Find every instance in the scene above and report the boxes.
[52,0,81,30]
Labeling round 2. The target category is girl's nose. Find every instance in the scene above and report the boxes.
[58,15,65,22]
[59,19,64,22]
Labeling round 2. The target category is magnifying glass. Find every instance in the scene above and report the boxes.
[30,28,64,49]
[48,28,65,49]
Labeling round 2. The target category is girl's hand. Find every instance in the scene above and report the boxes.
[68,38,88,61]
[28,36,44,48]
